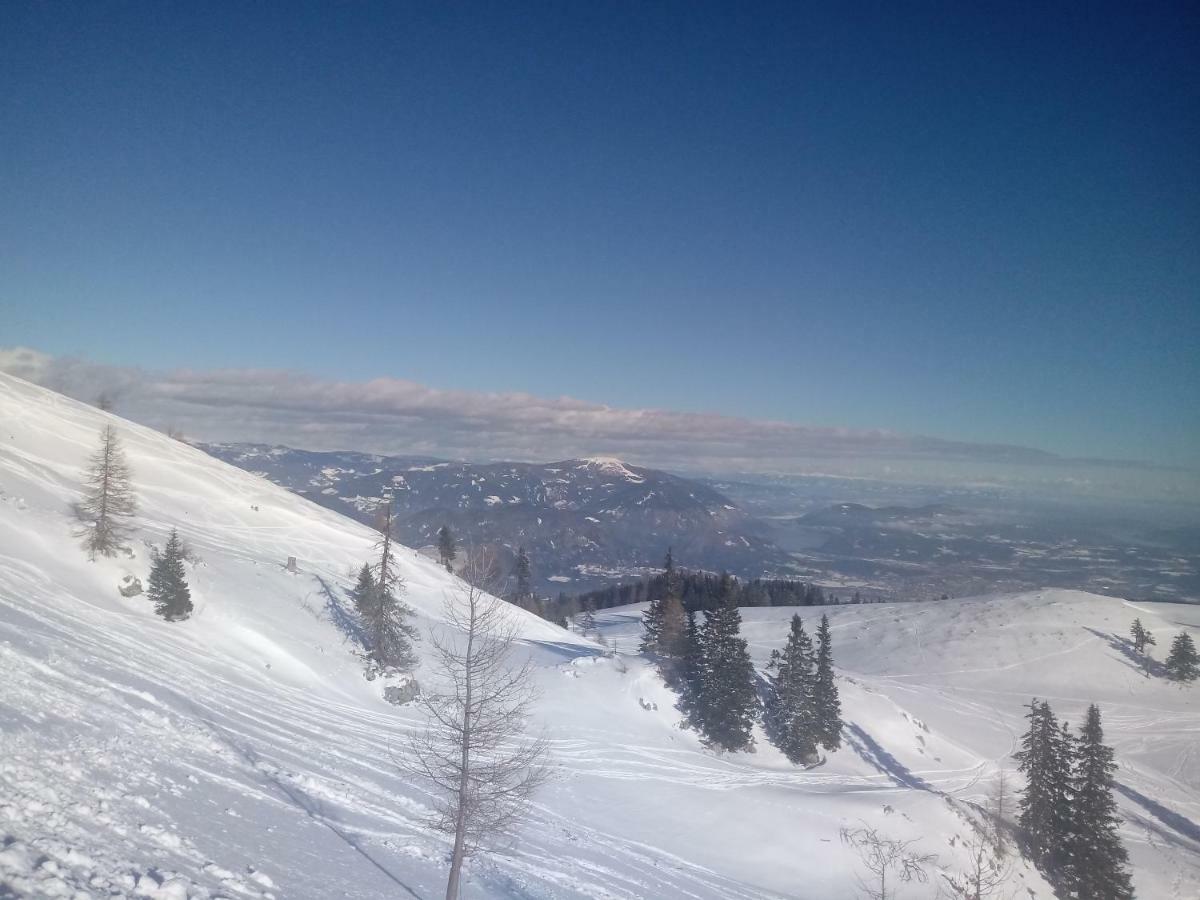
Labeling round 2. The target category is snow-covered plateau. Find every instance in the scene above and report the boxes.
[1,371,1197,899]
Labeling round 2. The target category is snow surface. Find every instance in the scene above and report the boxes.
[0,372,1195,898]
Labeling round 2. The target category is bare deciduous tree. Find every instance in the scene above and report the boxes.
[942,834,1012,899]
[988,768,1012,856]
[74,425,137,560]
[840,823,936,900]
[403,547,550,900]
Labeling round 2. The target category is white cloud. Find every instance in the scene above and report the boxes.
[2,346,1192,500]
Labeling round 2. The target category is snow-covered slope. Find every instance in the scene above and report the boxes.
[591,594,1200,899]
[0,371,1191,899]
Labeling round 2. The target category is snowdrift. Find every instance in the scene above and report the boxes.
[0,371,1194,898]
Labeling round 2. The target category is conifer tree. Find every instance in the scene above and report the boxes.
[437,525,457,572]
[640,549,675,654]
[765,615,818,764]
[511,546,532,608]
[351,563,377,618]
[146,529,193,622]
[578,600,597,636]
[659,595,687,666]
[1048,718,1078,884]
[74,425,137,560]
[678,609,702,722]
[1166,631,1199,683]
[1071,705,1134,900]
[1128,619,1147,657]
[1015,700,1067,871]
[694,598,758,752]
[813,613,842,750]
[363,501,419,673]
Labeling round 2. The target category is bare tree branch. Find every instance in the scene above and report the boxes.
[399,546,550,900]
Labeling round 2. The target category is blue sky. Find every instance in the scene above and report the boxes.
[2,2,1197,467]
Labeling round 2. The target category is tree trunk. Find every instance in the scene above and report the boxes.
[445,600,477,900]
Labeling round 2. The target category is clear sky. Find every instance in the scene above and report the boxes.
[2,2,1197,466]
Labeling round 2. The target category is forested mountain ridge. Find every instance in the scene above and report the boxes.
[198,443,793,592]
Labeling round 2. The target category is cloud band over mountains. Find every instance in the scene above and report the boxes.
[1,347,1190,499]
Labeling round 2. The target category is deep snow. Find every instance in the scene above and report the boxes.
[0,371,1195,898]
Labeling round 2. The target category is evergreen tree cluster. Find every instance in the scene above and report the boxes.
[1129,616,1197,684]
[764,613,842,763]
[1014,699,1134,899]
[639,552,843,758]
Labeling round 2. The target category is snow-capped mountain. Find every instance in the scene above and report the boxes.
[198,443,791,592]
[2,371,1197,899]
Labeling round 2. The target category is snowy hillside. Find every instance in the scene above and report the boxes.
[0,371,1193,899]
[591,593,1200,898]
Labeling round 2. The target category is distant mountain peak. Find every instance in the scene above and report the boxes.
[574,456,644,481]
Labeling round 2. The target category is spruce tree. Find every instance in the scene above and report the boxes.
[659,595,687,667]
[813,613,842,751]
[640,596,664,654]
[678,609,703,722]
[1048,718,1078,884]
[640,549,675,654]
[351,563,378,618]
[437,525,457,572]
[765,615,818,764]
[578,600,597,635]
[1129,619,1150,653]
[363,579,419,673]
[512,546,533,608]
[1015,700,1065,870]
[146,529,193,622]
[74,425,137,560]
[1071,705,1134,900]
[694,598,758,752]
[1165,632,1199,683]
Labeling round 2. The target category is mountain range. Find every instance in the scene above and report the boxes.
[198,443,793,593]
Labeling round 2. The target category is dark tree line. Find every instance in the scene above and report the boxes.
[560,566,838,622]
[1015,699,1134,899]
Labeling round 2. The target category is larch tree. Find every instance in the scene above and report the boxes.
[146,529,193,622]
[1070,704,1134,900]
[813,613,842,750]
[839,824,936,900]
[403,548,549,900]
[74,425,137,560]
[1165,632,1199,683]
